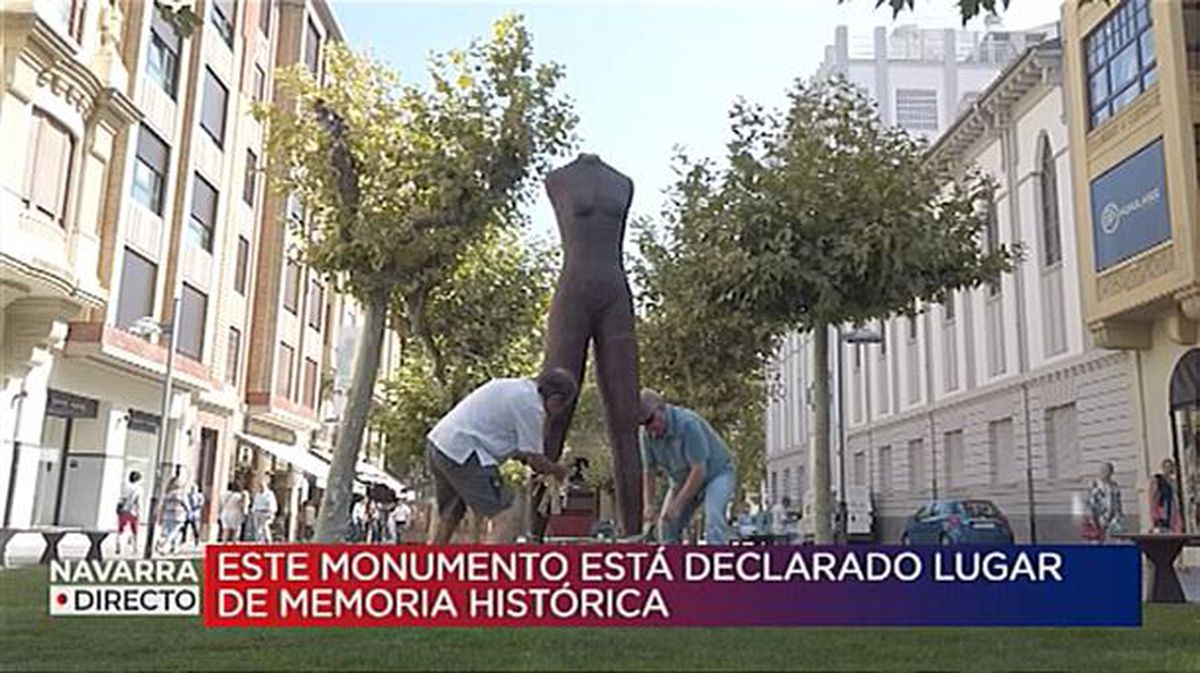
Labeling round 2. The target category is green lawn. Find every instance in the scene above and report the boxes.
[2,566,1198,672]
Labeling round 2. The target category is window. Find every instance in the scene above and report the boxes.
[283,260,300,313]
[200,68,229,147]
[302,358,318,408]
[943,430,964,491]
[1045,404,1078,480]
[211,0,235,46]
[226,327,241,386]
[1039,136,1062,267]
[305,17,322,77]
[177,284,208,360]
[259,0,271,35]
[132,125,169,215]
[782,468,791,502]
[116,249,158,329]
[23,109,74,226]
[277,343,294,397]
[853,451,866,487]
[1086,0,1156,128]
[243,149,257,206]
[307,279,323,329]
[907,438,925,494]
[770,471,778,504]
[895,89,938,131]
[988,418,1016,485]
[146,3,181,99]
[942,297,959,393]
[253,64,267,103]
[234,236,250,294]
[188,174,218,251]
[1187,3,1200,70]
[878,446,893,494]
[985,201,1001,296]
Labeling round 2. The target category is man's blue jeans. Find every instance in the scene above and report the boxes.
[661,470,735,544]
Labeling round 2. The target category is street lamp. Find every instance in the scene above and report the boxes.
[837,325,883,544]
[128,296,181,559]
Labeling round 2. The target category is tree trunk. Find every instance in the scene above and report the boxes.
[811,322,834,544]
[314,286,390,543]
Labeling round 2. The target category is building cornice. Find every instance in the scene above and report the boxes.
[926,41,1063,168]
[2,9,141,126]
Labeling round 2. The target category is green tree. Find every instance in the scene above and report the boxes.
[632,166,777,506]
[373,228,556,475]
[686,78,1016,543]
[254,16,576,542]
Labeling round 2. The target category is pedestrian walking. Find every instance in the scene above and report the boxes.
[249,476,278,542]
[182,482,205,546]
[219,481,248,542]
[156,477,188,555]
[116,471,143,555]
[1083,462,1123,543]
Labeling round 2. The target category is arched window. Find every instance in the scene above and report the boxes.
[1039,135,1062,267]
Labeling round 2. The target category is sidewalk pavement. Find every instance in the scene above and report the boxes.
[1,530,204,567]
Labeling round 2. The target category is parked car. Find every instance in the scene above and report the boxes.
[900,499,1014,545]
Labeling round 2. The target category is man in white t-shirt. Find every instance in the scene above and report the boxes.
[426,368,577,544]
[249,476,278,543]
[391,500,412,542]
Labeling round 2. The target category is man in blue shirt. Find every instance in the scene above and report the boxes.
[639,389,736,544]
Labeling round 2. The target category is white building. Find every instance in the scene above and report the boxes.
[766,37,1143,542]
[817,20,1057,141]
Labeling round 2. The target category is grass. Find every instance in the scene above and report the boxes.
[2,566,1199,671]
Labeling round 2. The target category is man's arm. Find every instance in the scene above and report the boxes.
[517,451,568,480]
[664,464,707,522]
[664,419,710,521]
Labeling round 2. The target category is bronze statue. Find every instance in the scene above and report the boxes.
[538,153,642,537]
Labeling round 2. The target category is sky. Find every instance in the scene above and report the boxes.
[331,0,1063,240]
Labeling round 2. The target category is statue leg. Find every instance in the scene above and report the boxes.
[542,293,592,462]
[594,297,642,537]
[532,293,592,540]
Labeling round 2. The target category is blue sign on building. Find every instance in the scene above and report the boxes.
[1090,138,1171,271]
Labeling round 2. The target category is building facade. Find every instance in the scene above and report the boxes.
[0,0,397,549]
[767,29,1149,543]
[1061,0,1200,538]
[816,19,1057,141]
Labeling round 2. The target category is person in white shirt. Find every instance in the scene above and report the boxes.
[426,368,577,544]
[249,476,278,543]
[391,500,413,542]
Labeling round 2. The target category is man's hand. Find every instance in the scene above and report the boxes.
[521,452,567,480]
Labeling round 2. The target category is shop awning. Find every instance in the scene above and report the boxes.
[309,448,407,497]
[236,432,330,488]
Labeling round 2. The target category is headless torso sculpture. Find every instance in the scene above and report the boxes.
[542,153,642,537]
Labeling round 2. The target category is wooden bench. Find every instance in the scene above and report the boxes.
[1117,533,1200,603]
[0,527,115,566]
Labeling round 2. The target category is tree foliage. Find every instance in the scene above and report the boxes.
[711,78,1015,330]
[373,229,556,470]
[632,167,777,503]
[839,0,1099,25]
[666,77,1017,542]
[253,15,576,541]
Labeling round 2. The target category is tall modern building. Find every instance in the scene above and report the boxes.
[764,19,1151,543]
[816,19,1057,141]
[0,0,400,550]
[1061,0,1199,540]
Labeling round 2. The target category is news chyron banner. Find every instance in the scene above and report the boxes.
[204,545,1141,627]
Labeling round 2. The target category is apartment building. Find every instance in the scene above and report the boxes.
[0,0,400,547]
[767,33,1147,543]
[1062,0,1200,537]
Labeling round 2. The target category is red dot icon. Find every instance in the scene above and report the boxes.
[55,593,67,605]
